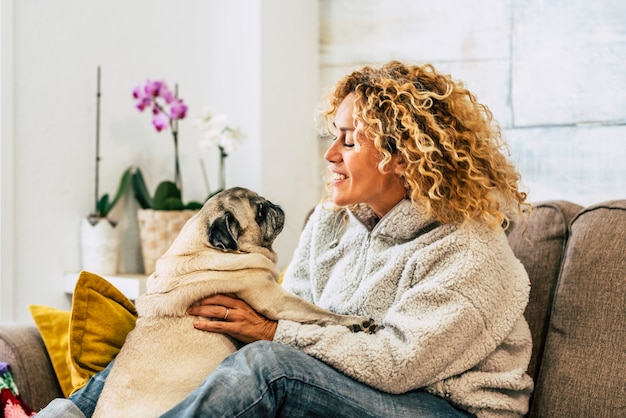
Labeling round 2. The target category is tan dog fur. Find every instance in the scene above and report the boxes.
[93,188,372,417]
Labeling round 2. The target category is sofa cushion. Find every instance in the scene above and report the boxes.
[506,200,582,381]
[28,271,137,397]
[529,200,626,417]
[27,305,73,397]
[68,271,137,393]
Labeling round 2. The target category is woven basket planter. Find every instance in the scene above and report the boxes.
[136,209,197,275]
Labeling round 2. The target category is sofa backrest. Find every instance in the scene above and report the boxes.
[529,200,626,417]
[507,200,582,382]
[0,324,63,410]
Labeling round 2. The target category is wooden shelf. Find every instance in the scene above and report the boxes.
[64,272,148,300]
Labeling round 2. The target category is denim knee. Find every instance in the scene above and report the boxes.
[237,340,293,357]
[232,341,296,372]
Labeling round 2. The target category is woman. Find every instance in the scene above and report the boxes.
[44,61,533,417]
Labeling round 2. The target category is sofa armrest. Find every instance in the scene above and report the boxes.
[0,324,64,411]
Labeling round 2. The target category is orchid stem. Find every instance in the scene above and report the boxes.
[94,66,101,218]
[219,146,227,191]
[173,84,182,194]
[200,158,211,196]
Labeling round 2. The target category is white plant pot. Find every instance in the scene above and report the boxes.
[80,217,120,275]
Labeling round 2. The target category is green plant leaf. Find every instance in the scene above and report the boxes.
[99,167,133,218]
[153,181,181,209]
[184,201,203,210]
[131,168,153,209]
[158,196,185,210]
[97,194,110,217]
[129,167,204,211]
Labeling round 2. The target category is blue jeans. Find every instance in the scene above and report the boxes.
[68,341,472,418]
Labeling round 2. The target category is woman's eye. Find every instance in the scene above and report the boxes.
[334,134,355,148]
[329,129,355,148]
[333,137,354,148]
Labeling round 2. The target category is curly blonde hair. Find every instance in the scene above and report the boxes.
[321,61,529,229]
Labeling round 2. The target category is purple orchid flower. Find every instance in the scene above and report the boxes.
[152,114,168,132]
[133,79,186,125]
[144,80,163,97]
[170,100,188,120]
[161,87,175,104]
[133,78,187,190]
[132,85,143,100]
[136,97,150,112]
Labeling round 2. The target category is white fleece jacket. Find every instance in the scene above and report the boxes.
[274,200,534,418]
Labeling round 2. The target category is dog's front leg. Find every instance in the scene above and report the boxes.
[236,277,379,334]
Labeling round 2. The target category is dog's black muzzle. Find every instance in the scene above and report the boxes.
[256,200,285,244]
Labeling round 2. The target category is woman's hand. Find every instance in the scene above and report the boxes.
[187,294,277,343]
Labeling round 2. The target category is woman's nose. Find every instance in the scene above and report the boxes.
[324,139,341,163]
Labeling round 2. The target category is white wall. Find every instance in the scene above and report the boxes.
[0,0,320,322]
[0,0,16,322]
[209,0,321,270]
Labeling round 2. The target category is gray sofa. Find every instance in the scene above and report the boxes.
[2,199,625,417]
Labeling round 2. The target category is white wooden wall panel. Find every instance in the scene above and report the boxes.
[320,0,512,65]
[506,125,626,206]
[512,0,626,126]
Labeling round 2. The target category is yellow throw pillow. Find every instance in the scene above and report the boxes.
[28,305,73,397]
[29,271,138,397]
[68,271,138,393]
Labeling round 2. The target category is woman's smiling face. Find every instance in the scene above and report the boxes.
[324,93,406,218]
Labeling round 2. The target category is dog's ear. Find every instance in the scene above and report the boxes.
[207,212,240,251]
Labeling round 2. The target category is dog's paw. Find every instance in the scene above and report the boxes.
[347,318,380,334]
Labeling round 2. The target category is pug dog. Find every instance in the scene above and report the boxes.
[93,187,377,418]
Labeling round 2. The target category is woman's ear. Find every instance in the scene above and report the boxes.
[392,154,407,175]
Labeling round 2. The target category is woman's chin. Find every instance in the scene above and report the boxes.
[331,195,352,208]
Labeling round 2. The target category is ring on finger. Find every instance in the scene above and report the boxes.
[223,307,230,321]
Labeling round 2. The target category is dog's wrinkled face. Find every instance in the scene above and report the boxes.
[197,187,284,260]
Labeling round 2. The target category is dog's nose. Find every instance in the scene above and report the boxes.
[268,204,285,234]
